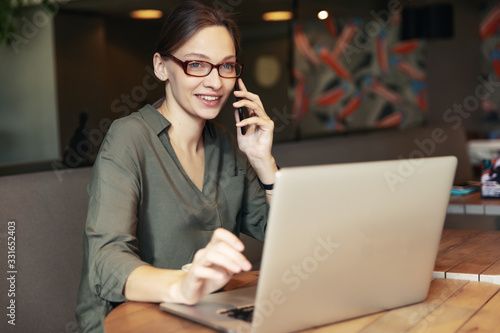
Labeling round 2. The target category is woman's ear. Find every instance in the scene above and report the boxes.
[153,53,167,81]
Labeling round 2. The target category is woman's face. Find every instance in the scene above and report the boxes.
[165,26,237,122]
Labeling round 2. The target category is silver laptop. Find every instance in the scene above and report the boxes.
[160,156,457,333]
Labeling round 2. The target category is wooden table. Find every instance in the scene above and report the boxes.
[448,191,500,215]
[105,230,500,333]
[433,229,500,283]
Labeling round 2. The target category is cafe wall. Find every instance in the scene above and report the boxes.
[289,0,485,140]
[0,7,60,165]
[0,0,490,168]
[53,13,166,167]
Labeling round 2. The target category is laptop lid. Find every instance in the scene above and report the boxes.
[161,156,457,333]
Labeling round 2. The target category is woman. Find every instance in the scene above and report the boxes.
[75,1,278,332]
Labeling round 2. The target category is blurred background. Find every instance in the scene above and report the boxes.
[0,0,493,175]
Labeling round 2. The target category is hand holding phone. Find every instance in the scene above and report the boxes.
[234,86,247,135]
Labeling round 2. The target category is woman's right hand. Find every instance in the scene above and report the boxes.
[124,228,251,305]
[178,228,252,304]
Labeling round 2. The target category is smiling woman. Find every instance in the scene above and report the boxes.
[155,25,240,124]
[75,1,279,333]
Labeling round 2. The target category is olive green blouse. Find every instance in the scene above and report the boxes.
[75,105,269,333]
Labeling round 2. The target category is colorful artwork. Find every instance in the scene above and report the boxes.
[292,11,427,137]
[480,2,500,136]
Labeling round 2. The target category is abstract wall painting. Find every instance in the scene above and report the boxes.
[292,11,427,138]
[480,2,500,137]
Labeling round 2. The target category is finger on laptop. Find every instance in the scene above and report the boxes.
[192,229,252,278]
[179,229,252,302]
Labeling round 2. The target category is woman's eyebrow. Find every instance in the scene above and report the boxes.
[183,53,209,60]
[222,55,237,61]
[183,53,237,62]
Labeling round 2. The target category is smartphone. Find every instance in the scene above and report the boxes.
[234,86,247,135]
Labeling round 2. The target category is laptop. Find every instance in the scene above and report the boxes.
[160,156,457,333]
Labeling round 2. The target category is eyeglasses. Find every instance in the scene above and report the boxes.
[167,54,243,78]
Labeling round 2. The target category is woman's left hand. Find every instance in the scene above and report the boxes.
[233,79,274,164]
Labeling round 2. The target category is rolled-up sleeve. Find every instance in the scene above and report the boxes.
[85,122,149,302]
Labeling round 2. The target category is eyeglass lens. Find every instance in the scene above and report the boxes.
[186,61,241,78]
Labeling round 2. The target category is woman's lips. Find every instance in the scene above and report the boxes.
[196,94,222,107]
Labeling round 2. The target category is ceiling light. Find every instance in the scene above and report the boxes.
[318,10,329,20]
[262,11,293,22]
[130,9,163,20]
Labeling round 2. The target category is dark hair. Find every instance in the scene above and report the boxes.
[155,1,241,57]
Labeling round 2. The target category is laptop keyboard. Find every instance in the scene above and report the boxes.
[219,305,254,322]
